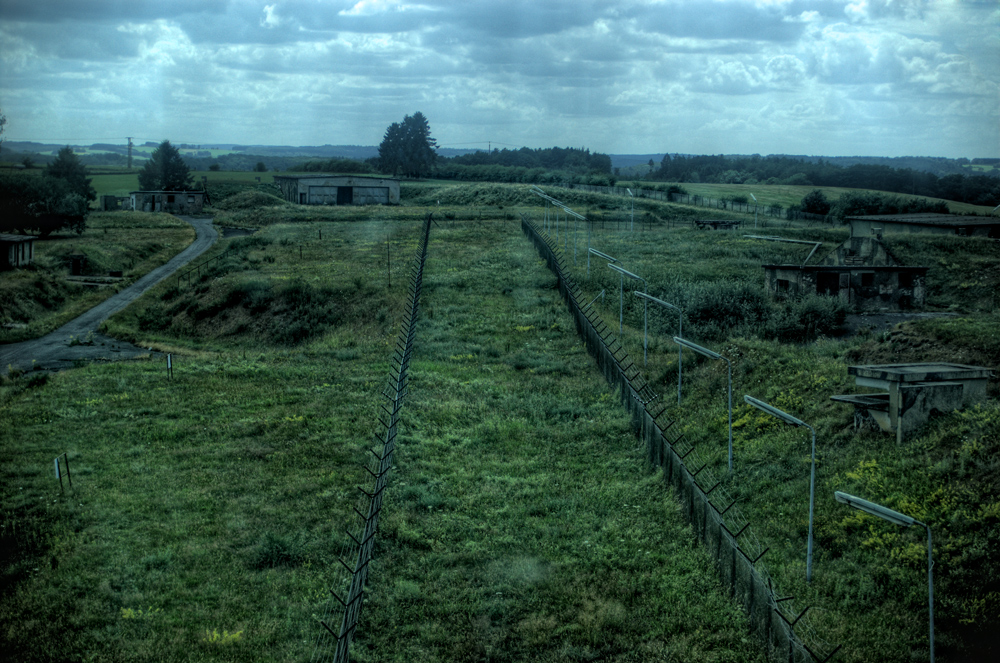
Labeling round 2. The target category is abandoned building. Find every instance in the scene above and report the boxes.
[129,191,206,214]
[763,235,928,311]
[847,213,1000,238]
[832,362,995,443]
[273,175,401,206]
[0,234,37,270]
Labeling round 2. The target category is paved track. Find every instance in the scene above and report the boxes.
[0,216,217,374]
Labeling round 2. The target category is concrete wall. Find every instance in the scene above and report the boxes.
[849,218,997,238]
[130,192,205,214]
[764,267,926,311]
[274,176,401,206]
[0,236,35,270]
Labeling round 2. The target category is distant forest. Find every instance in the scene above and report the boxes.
[650,153,1000,207]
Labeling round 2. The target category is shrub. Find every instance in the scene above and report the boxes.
[250,531,306,569]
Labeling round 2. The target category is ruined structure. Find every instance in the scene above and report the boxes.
[832,362,995,443]
[273,175,400,206]
[847,213,1000,238]
[763,234,928,311]
[0,234,36,270]
[129,191,206,214]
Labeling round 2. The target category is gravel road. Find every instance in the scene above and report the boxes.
[0,216,218,374]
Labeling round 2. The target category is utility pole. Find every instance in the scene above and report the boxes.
[127,137,133,169]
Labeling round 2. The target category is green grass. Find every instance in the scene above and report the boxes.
[2,182,997,662]
[1,216,762,663]
[0,212,195,343]
[614,181,997,217]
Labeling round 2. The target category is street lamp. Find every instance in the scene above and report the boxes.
[634,292,683,405]
[743,395,816,582]
[608,263,645,344]
[750,192,758,229]
[835,491,935,663]
[675,338,732,472]
[589,248,618,278]
[627,188,634,231]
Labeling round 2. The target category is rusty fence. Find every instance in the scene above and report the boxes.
[521,214,839,663]
[310,212,433,663]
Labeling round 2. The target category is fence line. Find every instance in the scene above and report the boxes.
[520,215,839,663]
[175,246,237,287]
[549,182,830,224]
[310,212,433,663]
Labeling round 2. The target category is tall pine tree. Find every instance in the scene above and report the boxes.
[138,140,193,190]
[377,112,437,178]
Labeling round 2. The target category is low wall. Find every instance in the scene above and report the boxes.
[521,216,834,663]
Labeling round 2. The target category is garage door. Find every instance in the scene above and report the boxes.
[354,187,390,205]
[308,186,338,205]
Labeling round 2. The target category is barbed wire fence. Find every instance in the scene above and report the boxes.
[521,213,840,663]
[309,212,433,663]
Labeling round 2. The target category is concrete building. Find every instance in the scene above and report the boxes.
[847,213,1000,238]
[763,235,928,311]
[832,362,995,443]
[273,175,400,206]
[0,233,37,270]
[130,191,206,214]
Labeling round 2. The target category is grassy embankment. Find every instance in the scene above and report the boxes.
[0,212,194,344]
[548,207,999,662]
[613,180,997,217]
[1,206,762,662]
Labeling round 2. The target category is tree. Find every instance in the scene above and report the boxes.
[0,173,88,236]
[0,108,6,156]
[800,189,830,216]
[138,140,193,190]
[255,161,267,172]
[45,146,96,204]
[377,112,438,178]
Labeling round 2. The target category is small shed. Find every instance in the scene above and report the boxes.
[0,233,37,271]
[847,213,1000,238]
[273,175,400,206]
[130,191,206,214]
[763,236,928,312]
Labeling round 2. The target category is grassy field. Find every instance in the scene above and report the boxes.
[543,214,998,661]
[613,181,997,217]
[2,182,997,662]
[0,212,195,343]
[90,171,277,199]
[1,214,763,663]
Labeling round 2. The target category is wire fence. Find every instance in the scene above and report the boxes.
[551,182,831,225]
[521,214,840,663]
[310,212,433,663]
[175,246,237,288]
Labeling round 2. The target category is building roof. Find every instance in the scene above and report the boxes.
[272,174,398,182]
[846,213,999,227]
[0,233,38,243]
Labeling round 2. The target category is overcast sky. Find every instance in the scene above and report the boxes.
[1,0,997,158]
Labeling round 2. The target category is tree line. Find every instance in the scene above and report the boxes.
[651,153,1000,207]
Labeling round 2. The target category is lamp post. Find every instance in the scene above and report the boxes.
[750,192,757,229]
[627,188,634,231]
[608,263,645,344]
[743,395,816,582]
[589,248,618,278]
[835,491,935,663]
[675,338,732,472]
[634,292,683,404]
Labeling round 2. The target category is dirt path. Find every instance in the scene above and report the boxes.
[0,216,218,374]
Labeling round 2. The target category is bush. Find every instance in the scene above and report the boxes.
[250,531,306,569]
